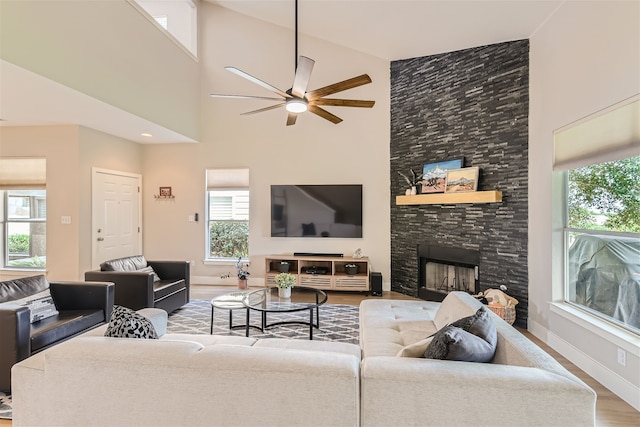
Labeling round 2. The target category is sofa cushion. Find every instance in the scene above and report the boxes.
[433,291,483,330]
[100,255,148,272]
[30,309,105,352]
[423,324,496,362]
[104,305,158,339]
[11,289,59,323]
[396,337,434,357]
[0,274,49,303]
[153,279,186,300]
[453,306,497,346]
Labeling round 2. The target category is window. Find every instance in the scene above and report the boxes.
[0,158,47,270]
[564,157,639,333]
[2,190,47,268]
[132,0,197,57]
[206,169,249,261]
[554,96,639,335]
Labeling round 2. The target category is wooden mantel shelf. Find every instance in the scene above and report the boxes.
[396,190,502,205]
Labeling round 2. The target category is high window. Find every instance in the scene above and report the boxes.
[206,169,249,261]
[0,158,47,269]
[132,0,197,57]
[554,97,639,334]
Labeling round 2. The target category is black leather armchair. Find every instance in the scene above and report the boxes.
[84,255,190,314]
[0,275,114,392]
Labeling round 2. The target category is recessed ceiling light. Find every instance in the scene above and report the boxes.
[141,132,153,137]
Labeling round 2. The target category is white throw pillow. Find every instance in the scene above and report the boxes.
[396,337,434,357]
[11,289,59,323]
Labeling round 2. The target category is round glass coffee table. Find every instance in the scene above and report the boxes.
[243,286,328,339]
[210,291,264,336]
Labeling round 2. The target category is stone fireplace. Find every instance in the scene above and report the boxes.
[389,39,529,328]
[418,245,479,301]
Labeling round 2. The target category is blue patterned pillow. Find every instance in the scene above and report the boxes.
[104,305,158,339]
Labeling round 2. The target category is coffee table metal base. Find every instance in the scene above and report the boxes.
[210,293,263,336]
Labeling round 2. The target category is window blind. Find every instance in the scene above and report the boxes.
[553,96,640,171]
[0,158,46,189]
[206,168,249,190]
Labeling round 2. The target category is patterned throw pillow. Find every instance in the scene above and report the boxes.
[104,305,158,339]
[11,289,59,323]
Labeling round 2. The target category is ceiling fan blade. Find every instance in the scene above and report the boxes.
[240,103,285,116]
[225,66,292,99]
[312,98,375,108]
[306,74,372,100]
[210,94,284,101]
[286,113,298,126]
[308,105,343,124]
[291,56,315,98]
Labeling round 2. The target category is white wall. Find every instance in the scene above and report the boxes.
[141,3,391,286]
[529,0,640,409]
[0,0,200,140]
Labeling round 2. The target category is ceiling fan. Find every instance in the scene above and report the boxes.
[210,0,375,126]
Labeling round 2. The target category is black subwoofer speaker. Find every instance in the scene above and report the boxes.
[370,272,382,296]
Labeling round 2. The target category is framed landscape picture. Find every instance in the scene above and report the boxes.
[421,158,464,193]
[445,167,479,193]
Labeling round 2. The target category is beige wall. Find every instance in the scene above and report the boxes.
[0,125,143,281]
[140,3,391,285]
[0,125,80,280]
[529,0,640,409]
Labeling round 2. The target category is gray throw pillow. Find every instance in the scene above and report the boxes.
[452,306,497,348]
[424,325,496,362]
[104,305,158,339]
[424,307,497,362]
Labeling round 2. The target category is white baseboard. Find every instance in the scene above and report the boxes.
[528,319,640,411]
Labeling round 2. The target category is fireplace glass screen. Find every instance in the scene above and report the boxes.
[425,261,477,294]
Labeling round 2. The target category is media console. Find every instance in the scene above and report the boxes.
[265,254,370,292]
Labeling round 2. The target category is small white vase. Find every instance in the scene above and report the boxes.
[410,186,417,195]
[405,188,411,196]
[278,287,291,298]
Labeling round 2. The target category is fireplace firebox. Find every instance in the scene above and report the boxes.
[418,245,480,302]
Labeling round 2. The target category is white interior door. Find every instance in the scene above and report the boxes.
[92,168,142,269]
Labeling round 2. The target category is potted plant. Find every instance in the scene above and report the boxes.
[276,261,290,273]
[236,257,250,290]
[398,168,424,195]
[275,272,295,298]
[345,263,359,276]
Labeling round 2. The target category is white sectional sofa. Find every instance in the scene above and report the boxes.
[11,309,362,427]
[11,293,597,427]
[359,292,597,426]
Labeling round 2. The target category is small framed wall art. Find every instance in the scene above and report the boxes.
[159,186,172,197]
[421,158,464,193]
[445,167,479,193]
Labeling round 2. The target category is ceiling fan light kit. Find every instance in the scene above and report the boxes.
[210,0,374,126]
[286,98,308,113]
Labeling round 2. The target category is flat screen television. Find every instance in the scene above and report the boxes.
[271,185,363,238]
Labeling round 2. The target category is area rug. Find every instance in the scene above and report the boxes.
[0,392,11,420]
[168,299,360,344]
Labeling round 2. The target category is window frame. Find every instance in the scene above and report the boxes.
[561,162,639,335]
[205,187,250,264]
[2,189,47,270]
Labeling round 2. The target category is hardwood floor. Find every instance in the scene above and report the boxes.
[2,285,636,427]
